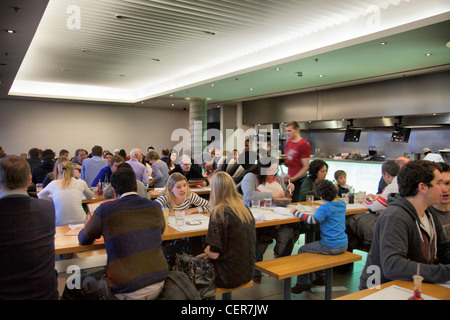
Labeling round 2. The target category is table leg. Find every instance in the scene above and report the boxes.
[325,268,332,300]
[222,292,232,300]
[305,231,314,243]
[284,278,291,300]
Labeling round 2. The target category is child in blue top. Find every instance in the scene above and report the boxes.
[290,179,348,294]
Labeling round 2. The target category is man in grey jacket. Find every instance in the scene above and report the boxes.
[360,160,450,290]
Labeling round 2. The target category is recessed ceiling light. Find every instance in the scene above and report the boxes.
[6,29,15,34]
[211,84,215,87]
[319,74,324,78]
[425,53,432,56]
[115,14,130,19]
[275,67,281,71]
[380,41,387,45]
[249,88,253,91]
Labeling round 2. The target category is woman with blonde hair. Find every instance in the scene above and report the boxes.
[42,156,67,188]
[38,159,93,226]
[155,172,209,215]
[197,171,256,288]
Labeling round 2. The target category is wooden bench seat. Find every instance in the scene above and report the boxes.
[255,252,362,300]
[203,281,253,300]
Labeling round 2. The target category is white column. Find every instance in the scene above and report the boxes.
[187,97,209,164]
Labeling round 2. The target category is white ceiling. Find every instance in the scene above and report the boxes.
[1,0,450,107]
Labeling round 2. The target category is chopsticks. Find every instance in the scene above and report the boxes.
[288,179,292,196]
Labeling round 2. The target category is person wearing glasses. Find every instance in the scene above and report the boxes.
[169,155,208,187]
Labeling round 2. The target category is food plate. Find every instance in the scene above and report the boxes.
[272,197,292,207]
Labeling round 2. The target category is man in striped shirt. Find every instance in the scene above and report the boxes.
[365,160,400,213]
[68,166,168,300]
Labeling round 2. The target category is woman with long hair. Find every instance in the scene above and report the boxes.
[241,156,294,206]
[166,150,179,172]
[155,172,209,215]
[241,156,298,282]
[298,159,329,202]
[156,172,210,258]
[42,156,67,188]
[197,171,256,288]
[38,159,93,226]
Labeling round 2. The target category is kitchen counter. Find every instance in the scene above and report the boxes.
[315,157,386,164]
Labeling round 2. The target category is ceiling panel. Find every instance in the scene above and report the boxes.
[1,0,449,106]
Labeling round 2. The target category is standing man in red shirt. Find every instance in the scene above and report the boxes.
[284,121,311,202]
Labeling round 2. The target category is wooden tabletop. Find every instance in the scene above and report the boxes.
[56,201,367,255]
[335,280,450,300]
[292,201,368,216]
[82,195,106,204]
[55,213,299,255]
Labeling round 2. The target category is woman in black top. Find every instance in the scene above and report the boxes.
[197,171,256,288]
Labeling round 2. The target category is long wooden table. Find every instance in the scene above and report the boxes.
[55,201,368,255]
[335,280,450,300]
[55,214,300,255]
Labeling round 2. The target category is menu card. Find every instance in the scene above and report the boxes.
[168,214,210,232]
[361,285,439,300]
[250,207,295,221]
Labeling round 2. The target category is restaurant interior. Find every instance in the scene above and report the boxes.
[0,0,449,301]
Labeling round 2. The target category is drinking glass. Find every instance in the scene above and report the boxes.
[162,207,169,225]
[251,200,260,209]
[36,183,43,193]
[357,191,366,204]
[175,210,185,226]
[306,195,314,206]
[264,198,272,208]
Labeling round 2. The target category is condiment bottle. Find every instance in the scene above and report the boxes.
[408,275,424,300]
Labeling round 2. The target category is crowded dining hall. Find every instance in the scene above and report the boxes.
[1,0,449,304]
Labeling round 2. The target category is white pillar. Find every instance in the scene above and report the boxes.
[187,97,209,164]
